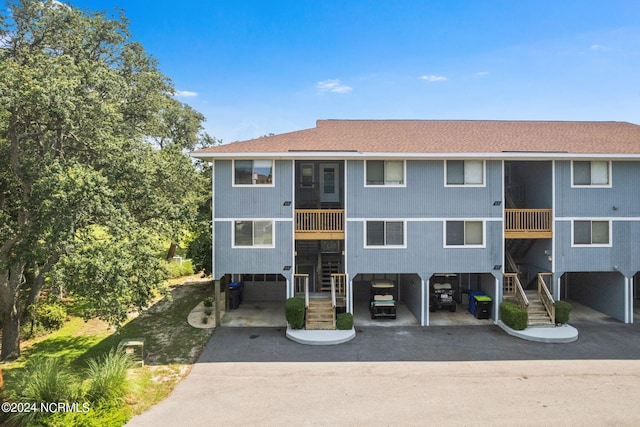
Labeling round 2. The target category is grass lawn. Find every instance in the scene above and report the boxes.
[1,275,216,424]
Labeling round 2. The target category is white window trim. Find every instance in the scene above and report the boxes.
[231,220,276,248]
[570,219,612,247]
[363,220,407,249]
[444,160,486,187]
[232,159,276,187]
[364,160,407,187]
[443,220,486,248]
[570,160,612,188]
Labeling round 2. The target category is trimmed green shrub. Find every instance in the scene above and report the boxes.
[555,300,572,324]
[166,259,194,278]
[285,297,305,329]
[336,312,354,330]
[500,301,528,330]
[34,302,67,331]
[85,349,134,404]
[203,296,214,307]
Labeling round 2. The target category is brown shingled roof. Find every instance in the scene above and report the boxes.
[192,120,640,157]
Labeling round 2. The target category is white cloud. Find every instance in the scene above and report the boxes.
[419,75,448,82]
[476,71,489,76]
[590,44,609,51]
[175,90,199,98]
[316,79,353,94]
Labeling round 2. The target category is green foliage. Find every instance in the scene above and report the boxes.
[85,349,134,404]
[285,297,305,329]
[203,296,214,307]
[166,259,194,278]
[555,300,572,324]
[187,226,212,276]
[47,403,131,427]
[336,312,354,330]
[33,302,68,331]
[0,0,211,359]
[500,301,528,330]
[9,357,82,425]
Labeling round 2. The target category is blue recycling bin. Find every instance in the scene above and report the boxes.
[468,291,485,315]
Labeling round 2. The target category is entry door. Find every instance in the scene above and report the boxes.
[320,164,339,203]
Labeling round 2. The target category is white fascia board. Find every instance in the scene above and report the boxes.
[191,151,640,161]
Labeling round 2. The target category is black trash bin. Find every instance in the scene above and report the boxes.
[473,295,492,319]
[228,287,241,309]
[229,281,244,303]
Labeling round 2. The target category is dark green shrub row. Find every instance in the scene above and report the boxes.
[555,300,572,324]
[500,301,528,330]
[336,312,353,330]
[285,297,305,329]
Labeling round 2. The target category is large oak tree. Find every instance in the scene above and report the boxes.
[0,0,208,360]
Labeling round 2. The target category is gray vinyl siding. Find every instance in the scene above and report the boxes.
[214,160,293,219]
[214,220,293,274]
[347,160,503,218]
[555,161,640,217]
[347,220,502,274]
[555,220,640,277]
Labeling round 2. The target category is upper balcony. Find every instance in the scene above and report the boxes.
[295,209,345,240]
[504,208,552,239]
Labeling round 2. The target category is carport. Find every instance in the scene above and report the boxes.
[427,272,498,326]
[560,271,629,323]
[351,273,421,326]
[219,274,288,327]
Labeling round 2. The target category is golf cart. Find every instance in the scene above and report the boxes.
[369,279,396,319]
[429,282,456,312]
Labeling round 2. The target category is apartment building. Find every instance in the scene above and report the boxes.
[192,120,640,328]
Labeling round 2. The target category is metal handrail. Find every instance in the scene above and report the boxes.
[537,273,555,323]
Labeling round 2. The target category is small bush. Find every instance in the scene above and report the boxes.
[166,259,194,278]
[203,296,214,307]
[204,307,213,316]
[285,297,305,329]
[555,300,572,324]
[336,312,353,330]
[201,315,209,324]
[500,301,528,330]
[34,302,67,331]
[85,349,134,404]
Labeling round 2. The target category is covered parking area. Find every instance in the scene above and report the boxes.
[351,273,421,326]
[426,272,498,326]
[219,273,288,327]
[559,271,632,323]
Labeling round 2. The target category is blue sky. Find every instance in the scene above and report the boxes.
[73,0,640,143]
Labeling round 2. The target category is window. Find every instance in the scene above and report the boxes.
[365,221,405,247]
[234,160,274,185]
[365,160,405,186]
[573,220,610,246]
[233,221,274,247]
[446,160,484,186]
[445,221,484,246]
[572,161,610,186]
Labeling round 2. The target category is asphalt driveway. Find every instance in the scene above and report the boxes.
[199,322,640,362]
[128,323,640,426]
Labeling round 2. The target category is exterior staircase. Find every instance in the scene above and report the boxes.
[305,299,336,330]
[525,291,554,327]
